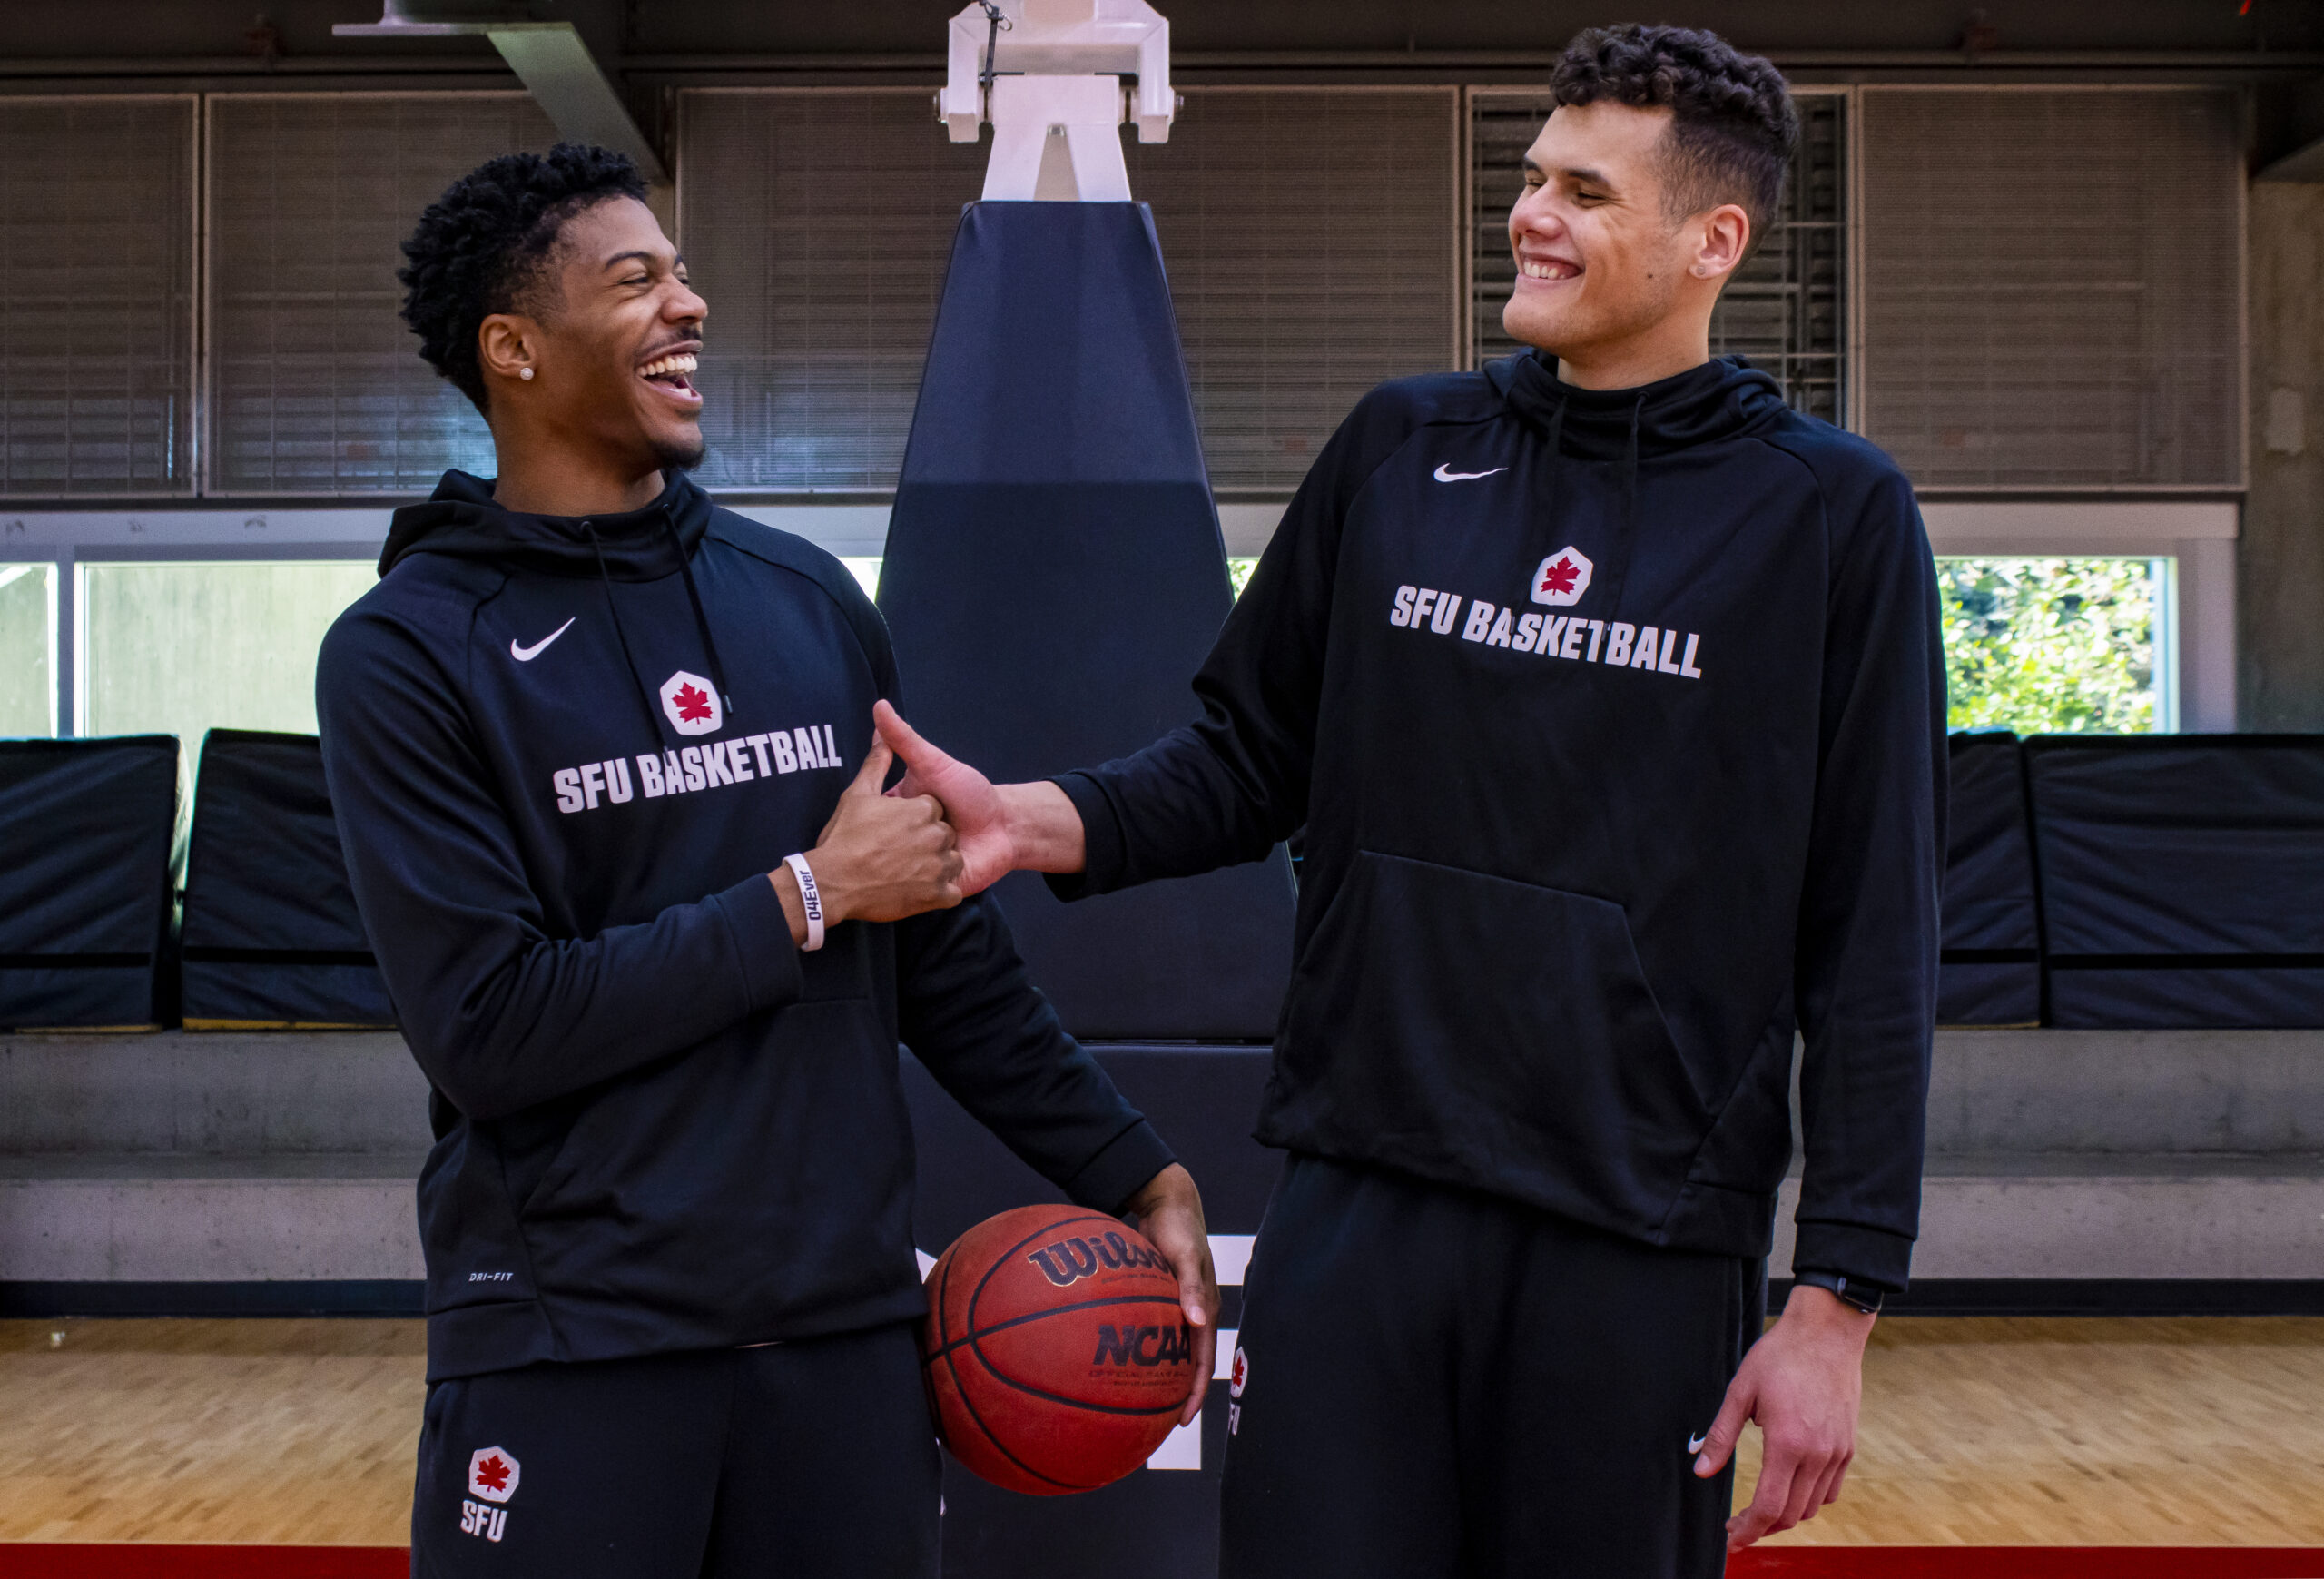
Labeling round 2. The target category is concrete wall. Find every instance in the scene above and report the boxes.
[2242,182,2324,731]
[5,1029,2323,1286]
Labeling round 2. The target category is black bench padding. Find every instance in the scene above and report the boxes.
[2026,734,2324,1028]
[179,728,392,1028]
[0,735,178,1029]
[1937,732,2042,1026]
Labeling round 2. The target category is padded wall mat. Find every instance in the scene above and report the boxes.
[179,729,392,1029]
[2026,735,2324,1028]
[1938,733,2042,1026]
[0,735,178,1029]
[879,202,1295,1040]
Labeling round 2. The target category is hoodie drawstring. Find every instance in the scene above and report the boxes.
[665,511,737,714]
[585,522,668,740]
[1592,392,1645,617]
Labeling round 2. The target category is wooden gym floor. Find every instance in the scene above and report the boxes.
[1,1316,2320,1550]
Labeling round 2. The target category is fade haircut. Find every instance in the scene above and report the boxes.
[397,143,650,412]
[1549,25,1798,251]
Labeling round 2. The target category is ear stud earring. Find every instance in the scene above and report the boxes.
[519,367,535,380]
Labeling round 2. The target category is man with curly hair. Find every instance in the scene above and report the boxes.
[314,143,1218,1577]
[877,23,1945,1575]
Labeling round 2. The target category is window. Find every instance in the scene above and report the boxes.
[1471,90,1845,423]
[1857,87,2241,488]
[677,89,988,494]
[0,96,196,496]
[679,86,1460,497]
[0,562,55,736]
[1129,88,1461,492]
[1940,557,2171,735]
[206,93,557,495]
[79,562,378,755]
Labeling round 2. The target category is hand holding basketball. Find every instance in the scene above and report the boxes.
[1122,1162,1220,1426]
[922,1203,1204,1495]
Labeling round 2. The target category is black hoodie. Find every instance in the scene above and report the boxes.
[1051,352,1945,1289]
[317,469,1173,1381]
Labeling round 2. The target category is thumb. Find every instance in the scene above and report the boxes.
[874,699,951,775]
[1694,1371,1756,1477]
[846,735,895,797]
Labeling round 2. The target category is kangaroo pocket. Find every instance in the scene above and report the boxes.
[1270,850,1710,1239]
[516,999,920,1346]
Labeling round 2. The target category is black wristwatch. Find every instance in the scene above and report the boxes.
[1790,1269,1883,1315]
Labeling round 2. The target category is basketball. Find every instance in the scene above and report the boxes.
[921,1203,1196,1495]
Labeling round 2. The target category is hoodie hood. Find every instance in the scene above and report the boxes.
[379,469,714,581]
[1481,350,1793,617]
[382,467,736,725]
[1487,350,1789,460]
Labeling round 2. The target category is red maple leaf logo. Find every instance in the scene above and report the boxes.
[473,1455,511,1494]
[672,683,714,723]
[1539,557,1580,596]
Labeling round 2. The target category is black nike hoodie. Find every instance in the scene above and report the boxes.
[317,469,1173,1381]
[1051,351,1945,1289]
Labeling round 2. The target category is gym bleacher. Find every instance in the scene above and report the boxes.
[4,727,2320,1319]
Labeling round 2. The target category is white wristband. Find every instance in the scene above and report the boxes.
[783,853,826,952]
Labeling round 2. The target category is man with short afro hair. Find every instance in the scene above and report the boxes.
[396,143,651,414]
[317,143,1220,1578]
[873,23,1943,1576]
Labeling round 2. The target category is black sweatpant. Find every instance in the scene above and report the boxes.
[410,1320,939,1579]
[1219,1156,1765,1579]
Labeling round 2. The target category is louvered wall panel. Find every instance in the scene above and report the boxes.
[677,86,1458,495]
[1859,88,2242,489]
[1127,88,1458,492]
[1471,90,1845,425]
[677,90,987,493]
[0,97,194,497]
[207,94,557,495]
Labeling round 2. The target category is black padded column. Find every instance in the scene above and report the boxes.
[879,202,1295,1041]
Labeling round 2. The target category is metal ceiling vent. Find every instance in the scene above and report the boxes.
[334,1,666,186]
[1858,87,2243,489]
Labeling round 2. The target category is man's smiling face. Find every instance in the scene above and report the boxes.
[523,195,708,476]
[1502,100,1702,364]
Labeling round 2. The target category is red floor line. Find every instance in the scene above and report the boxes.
[0,1549,405,1578]
[1731,1551,2324,1578]
[0,1548,2318,1578]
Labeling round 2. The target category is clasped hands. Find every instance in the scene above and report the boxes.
[768,700,1079,944]
[766,704,1217,1426]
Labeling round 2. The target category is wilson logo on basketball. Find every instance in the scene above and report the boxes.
[1025,1230,1169,1288]
[1091,1322,1193,1367]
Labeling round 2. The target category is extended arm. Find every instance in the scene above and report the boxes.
[882,388,1416,892]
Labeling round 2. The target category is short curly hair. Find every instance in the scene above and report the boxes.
[1550,25,1797,247]
[397,143,650,411]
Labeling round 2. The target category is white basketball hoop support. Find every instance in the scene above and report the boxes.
[940,0,1174,202]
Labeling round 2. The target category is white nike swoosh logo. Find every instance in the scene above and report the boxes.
[1688,1434,1709,1455]
[509,617,576,662]
[1433,463,1508,482]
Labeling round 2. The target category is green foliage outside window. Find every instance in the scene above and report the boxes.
[1939,558,2160,735]
[1227,558,1259,599]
